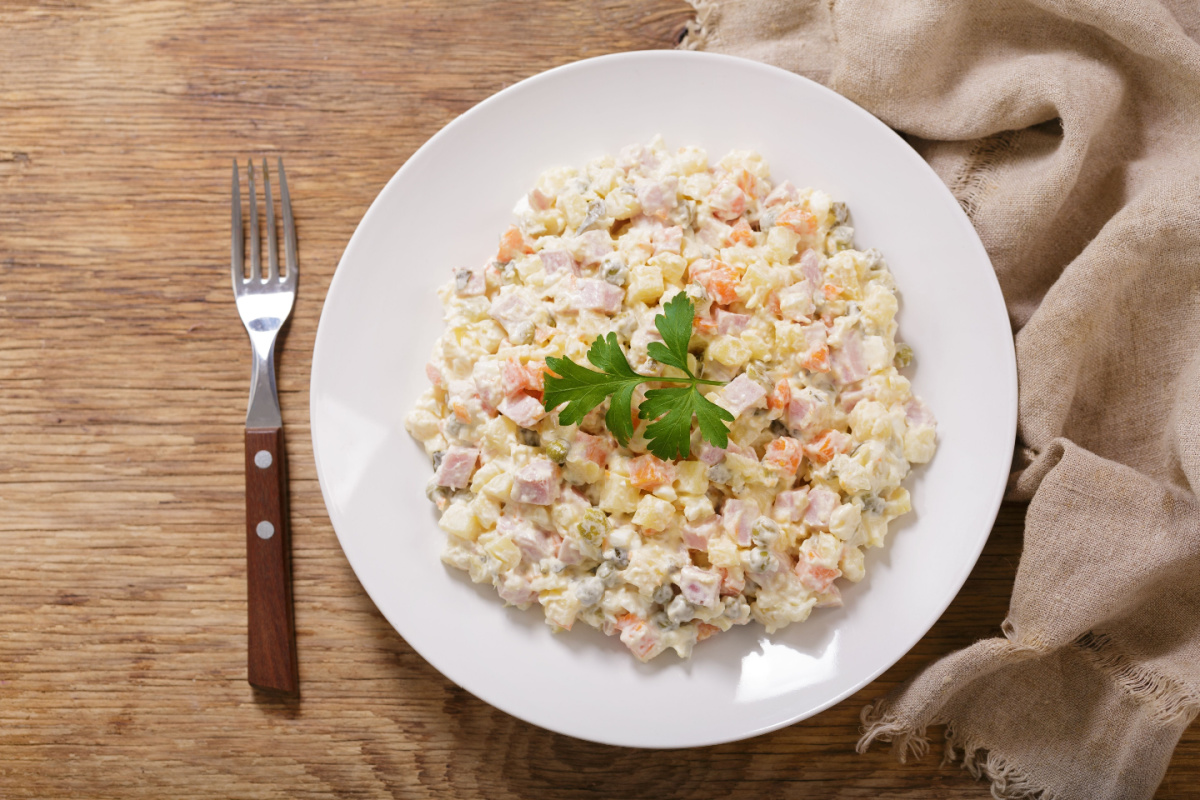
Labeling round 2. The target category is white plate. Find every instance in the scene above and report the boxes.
[311,50,1016,748]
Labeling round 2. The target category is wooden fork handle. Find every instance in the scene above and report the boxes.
[245,426,299,695]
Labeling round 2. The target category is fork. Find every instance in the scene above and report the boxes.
[231,158,299,695]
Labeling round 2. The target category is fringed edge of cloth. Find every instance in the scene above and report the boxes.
[1074,631,1200,725]
[678,0,719,50]
[858,700,1063,800]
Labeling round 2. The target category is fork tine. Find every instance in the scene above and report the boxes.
[262,158,279,282]
[231,160,244,288]
[248,160,261,282]
[278,158,297,286]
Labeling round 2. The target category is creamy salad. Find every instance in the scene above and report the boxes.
[405,138,937,661]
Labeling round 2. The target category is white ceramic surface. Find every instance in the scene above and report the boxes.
[310,50,1017,749]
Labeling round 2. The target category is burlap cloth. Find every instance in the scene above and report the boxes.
[682,1,1200,797]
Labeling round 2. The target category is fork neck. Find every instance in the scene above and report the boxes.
[246,330,283,429]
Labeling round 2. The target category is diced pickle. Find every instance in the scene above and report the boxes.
[894,343,914,368]
[576,507,608,545]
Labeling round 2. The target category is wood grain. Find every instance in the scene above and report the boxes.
[0,1,1195,798]
[245,426,298,695]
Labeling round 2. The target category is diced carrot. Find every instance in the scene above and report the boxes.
[577,432,612,465]
[767,378,792,411]
[801,345,830,373]
[629,454,676,490]
[452,402,470,424]
[729,218,754,246]
[497,224,533,262]
[718,567,745,596]
[696,622,721,642]
[526,359,547,392]
[796,556,841,592]
[693,315,718,335]
[802,430,851,465]
[733,168,760,199]
[822,282,841,300]
[425,362,445,388]
[696,262,740,306]
[776,206,817,236]
[763,437,803,475]
[534,325,556,344]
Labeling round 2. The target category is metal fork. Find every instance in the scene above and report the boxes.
[231,158,299,695]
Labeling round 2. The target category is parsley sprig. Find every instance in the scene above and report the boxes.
[542,293,734,460]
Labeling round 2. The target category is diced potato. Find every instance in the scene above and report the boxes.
[650,253,687,285]
[470,461,505,493]
[840,545,866,583]
[598,472,641,515]
[707,335,752,368]
[604,188,640,220]
[905,425,937,464]
[438,502,480,541]
[829,503,862,545]
[632,495,675,532]
[681,494,715,522]
[764,226,800,264]
[481,533,522,571]
[480,472,513,502]
[627,263,665,304]
[675,461,708,496]
[470,494,502,531]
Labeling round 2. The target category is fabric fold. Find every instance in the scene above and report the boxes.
[685,1,1200,796]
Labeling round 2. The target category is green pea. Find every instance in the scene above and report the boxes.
[543,438,569,464]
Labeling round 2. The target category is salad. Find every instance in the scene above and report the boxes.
[405,138,936,661]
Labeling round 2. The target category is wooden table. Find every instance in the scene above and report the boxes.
[2,2,1195,797]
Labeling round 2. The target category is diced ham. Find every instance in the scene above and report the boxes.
[425,362,445,388]
[713,374,767,417]
[681,517,721,551]
[454,268,486,297]
[635,176,679,219]
[488,291,535,336]
[497,577,538,606]
[726,441,760,462]
[721,499,757,546]
[529,187,553,211]
[573,229,614,266]
[831,327,868,384]
[804,487,840,528]
[778,282,815,321]
[557,537,584,566]
[498,392,545,429]
[697,442,726,465]
[840,384,874,413]
[764,180,799,207]
[511,459,560,506]
[677,565,722,609]
[707,179,746,221]
[773,488,810,523]
[906,397,937,428]
[715,309,750,335]
[695,214,732,248]
[514,525,560,562]
[539,249,577,276]
[618,144,660,173]
[574,280,625,314]
[630,323,664,352]
[652,225,683,255]
[799,249,823,287]
[787,388,831,436]
[433,446,479,489]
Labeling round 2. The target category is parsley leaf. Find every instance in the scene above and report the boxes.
[639,386,734,461]
[541,295,732,458]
